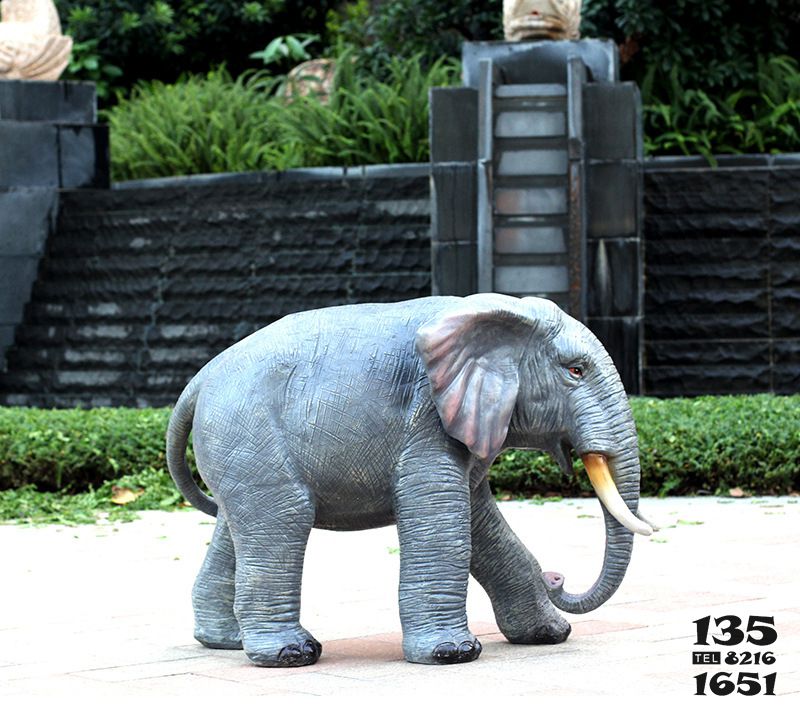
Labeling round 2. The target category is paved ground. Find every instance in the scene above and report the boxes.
[1,496,798,700]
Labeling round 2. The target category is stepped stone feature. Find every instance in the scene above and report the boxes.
[0,79,107,369]
[0,167,432,407]
[431,39,643,393]
[643,156,800,396]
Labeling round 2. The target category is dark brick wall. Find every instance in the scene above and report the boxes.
[1,157,798,407]
[0,166,431,407]
[643,157,800,396]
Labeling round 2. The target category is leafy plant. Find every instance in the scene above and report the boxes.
[274,51,461,166]
[642,55,800,159]
[1,395,798,511]
[106,68,299,181]
[250,33,319,68]
[107,54,461,180]
[53,1,338,101]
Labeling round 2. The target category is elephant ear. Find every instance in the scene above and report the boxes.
[415,295,546,460]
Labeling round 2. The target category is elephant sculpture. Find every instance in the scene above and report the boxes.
[167,293,652,667]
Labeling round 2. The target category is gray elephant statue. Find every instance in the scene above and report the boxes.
[166,293,652,667]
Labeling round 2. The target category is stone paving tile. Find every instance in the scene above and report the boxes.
[2,498,798,698]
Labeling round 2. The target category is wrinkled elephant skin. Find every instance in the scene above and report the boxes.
[166,294,649,667]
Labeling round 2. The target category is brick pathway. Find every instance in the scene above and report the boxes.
[1,497,798,698]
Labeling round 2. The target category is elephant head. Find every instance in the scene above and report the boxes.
[416,293,651,614]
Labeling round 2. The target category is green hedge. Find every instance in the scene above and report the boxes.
[1,395,798,498]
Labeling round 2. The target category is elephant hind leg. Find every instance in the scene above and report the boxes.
[192,512,241,650]
[212,456,320,667]
[470,478,571,645]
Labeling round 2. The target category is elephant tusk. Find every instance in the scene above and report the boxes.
[582,454,653,536]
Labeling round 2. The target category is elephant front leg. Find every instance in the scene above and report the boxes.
[192,512,241,649]
[394,449,481,664]
[470,478,571,644]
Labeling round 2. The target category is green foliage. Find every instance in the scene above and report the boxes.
[106,55,460,180]
[582,0,797,92]
[491,395,800,498]
[274,52,461,167]
[106,69,297,181]
[642,56,800,159]
[0,407,187,491]
[0,395,797,525]
[0,468,182,526]
[54,1,338,101]
[250,33,319,69]
[336,0,502,72]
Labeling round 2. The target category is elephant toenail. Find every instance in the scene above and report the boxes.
[457,639,482,662]
[278,644,303,663]
[433,642,458,663]
[303,639,321,658]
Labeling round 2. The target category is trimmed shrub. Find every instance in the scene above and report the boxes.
[0,407,185,491]
[490,395,800,497]
[1,395,798,497]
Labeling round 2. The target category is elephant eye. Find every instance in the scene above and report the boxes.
[567,366,584,379]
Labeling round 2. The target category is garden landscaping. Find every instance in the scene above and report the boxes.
[1,394,797,525]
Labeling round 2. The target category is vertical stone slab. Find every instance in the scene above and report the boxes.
[430,87,479,296]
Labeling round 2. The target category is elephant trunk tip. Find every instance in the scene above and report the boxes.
[543,571,565,589]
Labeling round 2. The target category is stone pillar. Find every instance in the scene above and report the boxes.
[0,79,108,368]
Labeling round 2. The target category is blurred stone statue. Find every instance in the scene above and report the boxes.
[0,0,72,80]
[504,0,582,41]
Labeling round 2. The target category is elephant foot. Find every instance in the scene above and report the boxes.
[194,626,243,650]
[243,628,322,668]
[501,612,572,645]
[404,631,482,665]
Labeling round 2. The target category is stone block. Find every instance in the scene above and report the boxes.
[0,121,59,187]
[773,339,800,393]
[645,167,769,216]
[0,187,58,254]
[644,312,770,341]
[57,124,110,189]
[645,339,770,367]
[430,162,477,245]
[0,80,96,123]
[586,316,642,393]
[431,242,477,296]
[495,185,566,215]
[587,161,639,237]
[461,39,619,87]
[430,88,478,163]
[495,264,568,294]
[644,364,771,396]
[0,256,40,323]
[587,237,640,317]
[584,83,640,160]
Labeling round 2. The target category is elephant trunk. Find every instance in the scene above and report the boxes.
[543,436,645,614]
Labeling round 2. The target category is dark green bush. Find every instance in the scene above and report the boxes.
[0,407,186,491]
[491,395,800,497]
[54,1,337,99]
[1,396,798,498]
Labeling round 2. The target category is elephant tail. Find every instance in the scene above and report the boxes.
[166,376,218,517]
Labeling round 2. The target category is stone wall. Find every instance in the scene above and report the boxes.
[643,155,800,396]
[1,156,798,406]
[0,165,431,407]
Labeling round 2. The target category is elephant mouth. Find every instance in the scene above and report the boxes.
[581,453,652,537]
